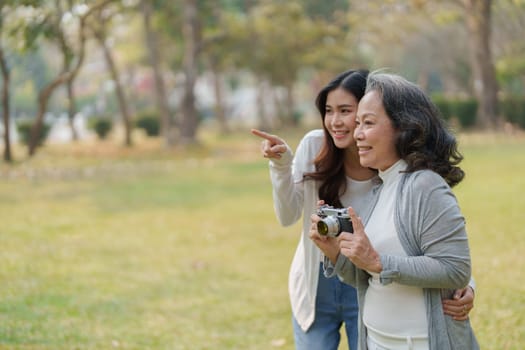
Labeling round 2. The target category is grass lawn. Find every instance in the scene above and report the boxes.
[0,128,524,349]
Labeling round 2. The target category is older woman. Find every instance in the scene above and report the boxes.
[311,72,479,350]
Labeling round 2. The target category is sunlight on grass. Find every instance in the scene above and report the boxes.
[454,134,525,350]
[0,128,524,349]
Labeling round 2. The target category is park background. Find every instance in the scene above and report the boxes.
[1,1,524,349]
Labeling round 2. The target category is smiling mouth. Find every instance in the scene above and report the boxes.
[333,130,349,137]
[357,146,372,153]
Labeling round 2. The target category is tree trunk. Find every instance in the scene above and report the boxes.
[55,0,79,142]
[0,43,12,162]
[462,0,499,128]
[97,33,133,147]
[66,79,79,141]
[28,78,63,156]
[256,80,271,131]
[210,59,229,134]
[180,0,200,144]
[284,80,297,126]
[141,0,175,147]
[272,85,285,129]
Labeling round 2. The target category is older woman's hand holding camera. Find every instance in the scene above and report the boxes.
[309,203,382,274]
[337,207,382,273]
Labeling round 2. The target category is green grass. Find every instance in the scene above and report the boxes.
[0,129,524,349]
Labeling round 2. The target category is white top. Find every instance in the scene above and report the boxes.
[268,129,377,331]
[316,177,378,263]
[341,177,378,211]
[362,159,428,337]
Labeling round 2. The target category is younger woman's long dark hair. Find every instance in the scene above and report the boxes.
[304,69,368,207]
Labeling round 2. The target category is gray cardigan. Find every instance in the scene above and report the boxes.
[326,169,479,350]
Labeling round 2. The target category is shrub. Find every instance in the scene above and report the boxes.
[432,96,452,121]
[501,97,525,129]
[431,96,478,128]
[16,120,51,147]
[292,110,304,125]
[135,112,160,137]
[89,117,113,139]
[451,99,478,128]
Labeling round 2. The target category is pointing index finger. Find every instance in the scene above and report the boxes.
[250,128,282,144]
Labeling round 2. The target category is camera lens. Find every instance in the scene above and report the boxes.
[317,217,339,236]
[317,221,329,236]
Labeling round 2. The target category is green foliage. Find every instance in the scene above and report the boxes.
[293,110,304,124]
[12,49,50,92]
[500,96,525,128]
[74,94,98,113]
[496,56,525,95]
[214,1,350,85]
[16,119,50,146]
[453,99,478,128]
[135,111,160,136]
[11,83,37,117]
[432,95,453,121]
[23,21,48,49]
[302,0,349,20]
[89,117,113,140]
[432,96,478,128]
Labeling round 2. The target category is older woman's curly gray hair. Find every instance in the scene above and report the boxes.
[365,72,465,187]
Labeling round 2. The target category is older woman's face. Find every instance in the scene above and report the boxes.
[354,90,400,171]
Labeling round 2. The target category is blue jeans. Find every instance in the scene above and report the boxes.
[292,264,359,350]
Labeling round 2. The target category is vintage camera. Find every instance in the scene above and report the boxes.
[316,205,353,237]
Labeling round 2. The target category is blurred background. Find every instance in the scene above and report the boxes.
[1,0,524,160]
[1,1,525,350]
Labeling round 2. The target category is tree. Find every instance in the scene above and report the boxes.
[223,1,350,128]
[1,0,43,161]
[200,2,232,134]
[90,2,133,147]
[347,0,500,128]
[0,17,12,162]
[492,0,525,95]
[180,0,201,144]
[459,0,499,128]
[55,1,80,141]
[140,0,175,146]
[21,0,113,156]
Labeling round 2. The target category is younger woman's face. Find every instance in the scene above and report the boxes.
[324,87,359,150]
